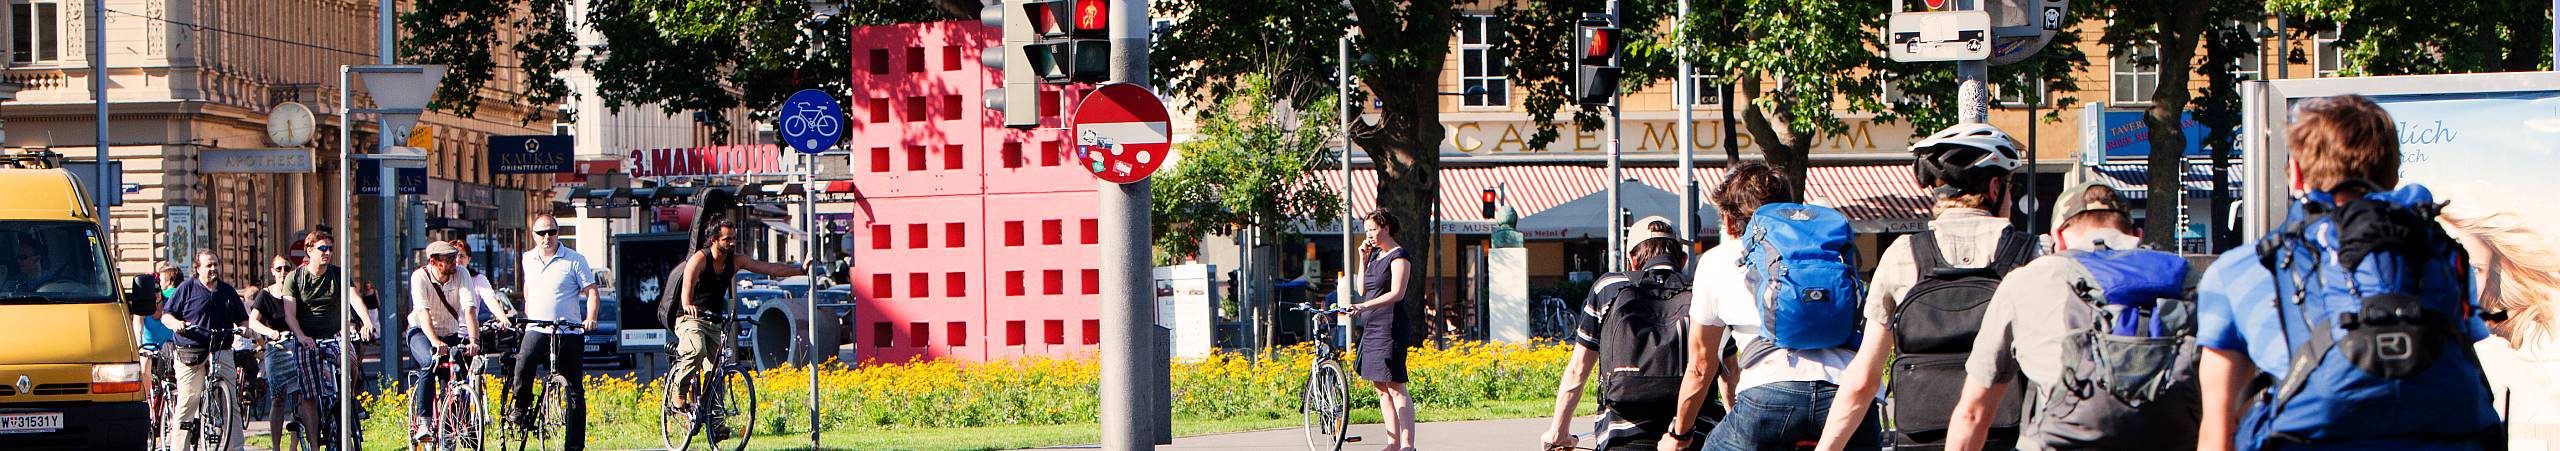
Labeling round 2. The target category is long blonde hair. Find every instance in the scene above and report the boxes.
[2440,204,2560,351]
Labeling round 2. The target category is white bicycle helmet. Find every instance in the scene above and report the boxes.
[1909,123,2023,197]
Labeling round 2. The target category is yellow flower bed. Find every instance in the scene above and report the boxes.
[360,340,1573,439]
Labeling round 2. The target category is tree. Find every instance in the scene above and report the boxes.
[1155,0,1456,288]
[402,0,957,135]
[2092,0,2238,248]
[2194,6,2263,252]
[2270,0,2552,75]
[1150,73,1344,264]
[1500,1,2091,197]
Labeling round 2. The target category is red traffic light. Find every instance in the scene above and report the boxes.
[1480,189,1498,203]
[1073,0,1109,34]
[1580,27,1619,63]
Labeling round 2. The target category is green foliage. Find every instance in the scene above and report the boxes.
[402,0,953,137]
[1151,1,1351,117]
[2270,0,2552,75]
[1150,74,1344,263]
[1493,0,1677,149]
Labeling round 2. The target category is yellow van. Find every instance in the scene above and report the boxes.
[0,152,146,449]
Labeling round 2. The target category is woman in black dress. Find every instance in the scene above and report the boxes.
[1354,209,1418,451]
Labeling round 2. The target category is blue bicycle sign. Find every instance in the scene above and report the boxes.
[779,89,845,154]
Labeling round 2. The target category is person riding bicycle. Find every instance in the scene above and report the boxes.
[511,214,599,450]
[408,241,483,442]
[668,218,804,434]
[277,230,379,346]
[156,249,253,448]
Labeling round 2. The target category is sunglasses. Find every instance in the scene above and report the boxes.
[533,229,559,237]
[271,266,289,272]
[314,245,334,252]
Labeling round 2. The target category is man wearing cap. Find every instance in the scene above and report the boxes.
[406,241,480,441]
[513,213,597,449]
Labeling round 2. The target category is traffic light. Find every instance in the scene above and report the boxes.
[1573,14,1622,106]
[1480,188,1500,219]
[1022,0,1110,84]
[981,0,1038,128]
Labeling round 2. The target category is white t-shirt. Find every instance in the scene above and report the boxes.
[1689,238,1861,395]
[520,246,597,334]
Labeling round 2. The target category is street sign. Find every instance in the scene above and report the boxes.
[489,135,575,174]
[353,158,427,195]
[779,89,845,154]
[1985,0,2069,65]
[1888,10,1993,63]
[201,148,316,173]
[355,65,447,144]
[1069,83,1172,184]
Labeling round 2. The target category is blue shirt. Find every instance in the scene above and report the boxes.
[520,246,597,334]
[165,279,247,348]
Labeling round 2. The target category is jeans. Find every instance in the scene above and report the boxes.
[508,330,585,451]
[406,329,467,426]
[1701,381,1882,451]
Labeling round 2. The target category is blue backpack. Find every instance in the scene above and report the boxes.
[2243,183,2500,449]
[1741,203,1864,350]
[2031,249,2201,449]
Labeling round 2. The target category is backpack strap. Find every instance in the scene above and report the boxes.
[1910,231,1951,277]
[1988,230,2039,274]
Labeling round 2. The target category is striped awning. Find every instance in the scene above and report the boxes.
[2093,161,2246,201]
[1314,164,1931,231]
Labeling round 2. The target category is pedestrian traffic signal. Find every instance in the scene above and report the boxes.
[1021,0,1110,84]
[1573,15,1622,106]
[981,0,1038,128]
[1481,188,1500,219]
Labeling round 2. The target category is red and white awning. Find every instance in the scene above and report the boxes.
[1313,164,1930,234]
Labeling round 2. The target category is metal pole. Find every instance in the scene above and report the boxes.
[1675,0,1696,243]
[2275,14,2289,79]
[1604,0,1624,272]
[89,0,106,234]
[1337,35,1353,307]
[378,154,398,381]
[335,65,355,451]
[1102,0,1155,448]
[804,153,821,448]
[1955,1,1990,125]
[2551,0,2557,65]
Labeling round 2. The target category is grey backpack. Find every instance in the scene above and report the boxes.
[2027,249,2200,450]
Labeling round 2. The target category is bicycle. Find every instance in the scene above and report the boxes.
[660,312,758,451]
[492,318,581,451]
[167,326,248,451]
[1289,303,1361,451]
[271,337,348,451]
[410,343,488,451]
[140,343,175,450]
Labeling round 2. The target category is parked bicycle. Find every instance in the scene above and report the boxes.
[410,344,488,451]
[168,326,248,451]
[1290,303,1361,451]
[661,312,758,451]
[493,318,582,451]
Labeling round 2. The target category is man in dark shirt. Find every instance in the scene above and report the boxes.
[278,231,377,343]
[156,249,251,446]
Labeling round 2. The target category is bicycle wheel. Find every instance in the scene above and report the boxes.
[196,381,243,451]
[1301,359,1350,451]
[712,368,757,451]
[445,383,487,451]
[660,371,698,451]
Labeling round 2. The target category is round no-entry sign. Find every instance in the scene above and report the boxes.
[1069,83,1172,184]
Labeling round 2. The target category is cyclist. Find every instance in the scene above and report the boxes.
[669,217,804,433]
[156,249,254,448]
[512,214,598,450]
[136,264,181,381]
[277,230,378,346]
[408,241,483,442]
[248,255,321,451]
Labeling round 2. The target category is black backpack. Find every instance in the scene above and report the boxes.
[1595,267,1695,411]
[1886,230,2037,447]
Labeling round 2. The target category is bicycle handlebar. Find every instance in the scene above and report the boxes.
[511,317,588,332]
[1288,302,1357,316]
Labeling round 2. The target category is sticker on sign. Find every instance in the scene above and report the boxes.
[0,412,63,434]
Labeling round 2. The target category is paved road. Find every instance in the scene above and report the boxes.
[1033,416,1596,451]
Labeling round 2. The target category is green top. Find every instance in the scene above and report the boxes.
[279,264,345,338]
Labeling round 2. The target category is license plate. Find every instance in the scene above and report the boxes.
[0,412,63,434]
[584,345,602,352]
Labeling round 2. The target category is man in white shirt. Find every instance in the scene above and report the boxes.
[1665,163,1880,451]
[510,214,597,450]
[406,241,480,442]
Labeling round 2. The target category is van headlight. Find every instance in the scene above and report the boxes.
[90,363,143,394]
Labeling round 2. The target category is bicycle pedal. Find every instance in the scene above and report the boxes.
[1345,436,1363,443]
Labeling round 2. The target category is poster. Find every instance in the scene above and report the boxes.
[164,206,196,268]
[2367,91,2560,234]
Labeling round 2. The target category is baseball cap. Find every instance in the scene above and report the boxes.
[2052,180,2124,227]
[425,241,461,258]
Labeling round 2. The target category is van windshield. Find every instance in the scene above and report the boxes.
[0,221,115,304]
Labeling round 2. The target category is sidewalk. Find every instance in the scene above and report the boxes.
[1031,416,1596,451]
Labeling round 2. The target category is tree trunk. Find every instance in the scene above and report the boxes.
[1738,76,1814,197]
[1345,1,1453,317]
[2202,31,2239,252]
[2141,6,2209,250]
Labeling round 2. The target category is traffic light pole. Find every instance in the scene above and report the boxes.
[1675,0,1695,243]
[1604,0,1624,272]
[1101,0,1161,449]
[1955,1,1990,124]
